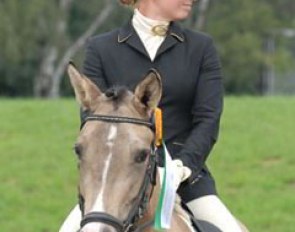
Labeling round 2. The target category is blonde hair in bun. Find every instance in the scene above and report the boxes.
[119,0,137,6]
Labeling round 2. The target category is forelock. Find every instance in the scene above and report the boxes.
[104,86,130,108]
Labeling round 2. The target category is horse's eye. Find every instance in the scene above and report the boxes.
[134,149,149,163]
[74,144,82,158]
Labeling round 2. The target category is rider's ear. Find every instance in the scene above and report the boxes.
[134,69,162,113]
[67,62,102,110]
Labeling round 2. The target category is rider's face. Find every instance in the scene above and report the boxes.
[139,0,196,21]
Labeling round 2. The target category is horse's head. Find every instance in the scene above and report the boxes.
[67,64,162,232]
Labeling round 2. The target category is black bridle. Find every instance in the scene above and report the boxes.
[79,114,158,232]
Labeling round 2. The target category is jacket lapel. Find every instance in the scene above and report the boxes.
[156,22,185,58]
[118,22,150,59]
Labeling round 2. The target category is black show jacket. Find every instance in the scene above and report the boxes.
[82,21,223,183]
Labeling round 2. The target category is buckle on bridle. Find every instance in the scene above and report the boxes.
[123,223,134,232]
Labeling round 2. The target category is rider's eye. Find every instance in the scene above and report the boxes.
[74,143,82,159]
[134,149,149,163]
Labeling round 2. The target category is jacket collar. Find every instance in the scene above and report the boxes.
[118,21,185,43]
[168,21,185,42]
[118,20,134,43]
[118,21,185,60]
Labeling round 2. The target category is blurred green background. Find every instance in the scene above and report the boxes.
[0,0,294,97]
[1,98,294,231]
[0,0,294,231]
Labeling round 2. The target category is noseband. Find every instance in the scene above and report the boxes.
[79,114,158,232]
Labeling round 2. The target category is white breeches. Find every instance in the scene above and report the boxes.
[187,195,243,232]
[59,205,81,232]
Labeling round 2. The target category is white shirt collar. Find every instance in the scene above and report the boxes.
[132,9,169,36]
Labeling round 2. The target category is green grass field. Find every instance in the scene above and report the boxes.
[0,97,294,232]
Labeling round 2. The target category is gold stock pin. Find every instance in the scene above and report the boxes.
[151,25,168,37]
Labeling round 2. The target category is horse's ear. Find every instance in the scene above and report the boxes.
[67,62,102,110]
[134,69,162,112]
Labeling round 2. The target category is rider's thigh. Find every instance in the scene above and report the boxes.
[187,195,243,232]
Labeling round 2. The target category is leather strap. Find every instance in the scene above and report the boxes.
[80,212,124,231]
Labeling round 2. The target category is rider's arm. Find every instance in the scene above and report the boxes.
[174,37,223,183]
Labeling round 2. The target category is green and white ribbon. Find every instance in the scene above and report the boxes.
[154,142,177,231]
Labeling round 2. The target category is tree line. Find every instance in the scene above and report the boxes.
[0,0,294,97]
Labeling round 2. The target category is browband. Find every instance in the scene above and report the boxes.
[85,114,153,128]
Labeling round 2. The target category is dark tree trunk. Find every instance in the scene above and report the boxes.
[49,0,116,98]
[34,0,73,97]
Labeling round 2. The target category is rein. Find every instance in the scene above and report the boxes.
[79,114,158,232]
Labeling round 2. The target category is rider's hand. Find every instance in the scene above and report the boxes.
[171,159,192,189]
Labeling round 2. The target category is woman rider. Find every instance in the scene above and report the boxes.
[60,0,245,231]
